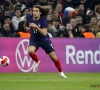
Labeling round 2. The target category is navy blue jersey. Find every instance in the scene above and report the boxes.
[26,15,50,42]
[26,14,55,53]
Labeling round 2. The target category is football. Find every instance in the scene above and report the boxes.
[0,56,10,67]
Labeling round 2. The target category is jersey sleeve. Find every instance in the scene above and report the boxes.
[41,17,48,28]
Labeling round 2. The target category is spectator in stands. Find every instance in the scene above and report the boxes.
[21,8,30,20]
[79,4,85,12]
[62,10,73,26]
[55,4,64,24]
[3,10,10,17]
[1,1,11,11]
[14,0,26,11]
[57,30,65,38]
[78,4,86,23]
[94,4,100,20]
[52,9,62,24]
[1,9,11,25]
[14,2,22,10]
[86,16,99,35]
[48,5,53,15]
[0,0,98,38]
[1,1,14,17]
[70,18,77,29]
[47,22,53,38]
[80,0,87,11]
[75,6,79,16]
[23,8,30,15]
[47,21,56,37]
[64,23,73,38]
[96,31,100,38]
[11,8,23,31]
[77,24,95,38]
[51,19,65,36]
[47,14,52,22]
[3,16,15,34]
[76,16,83,24]
[85,10,95,24]
[70,18,79,37]
[0,23,12,37]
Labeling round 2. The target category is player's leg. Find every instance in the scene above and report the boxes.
[40,41,67,78]
[28,45,41,72]
[28,46,39,62]
[48,51,67,78]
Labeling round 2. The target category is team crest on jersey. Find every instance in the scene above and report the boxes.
[38,23,41,27]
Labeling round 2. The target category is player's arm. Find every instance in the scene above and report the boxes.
[29,23,47,36]
[23,19,30,32]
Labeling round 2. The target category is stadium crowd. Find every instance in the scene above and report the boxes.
[0,0,100,38]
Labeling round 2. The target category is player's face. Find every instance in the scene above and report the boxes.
[32,8,41,18]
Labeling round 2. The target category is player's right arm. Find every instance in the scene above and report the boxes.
[23,19,30,33]
[23,19,29,30]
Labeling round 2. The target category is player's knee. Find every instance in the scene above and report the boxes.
[28,47,35,54]
[49,52,57,61]
[52,56,57,61]
[28,50,35,54]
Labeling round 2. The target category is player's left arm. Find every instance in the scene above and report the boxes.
[36,27,47,36]
[29,23,47,36]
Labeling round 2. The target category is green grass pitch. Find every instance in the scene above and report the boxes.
[0,73,100,90]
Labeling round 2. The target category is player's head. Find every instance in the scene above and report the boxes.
[32,5,50,18]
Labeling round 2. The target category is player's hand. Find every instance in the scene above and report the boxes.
[25,27,30,32]
[29,23,38,29]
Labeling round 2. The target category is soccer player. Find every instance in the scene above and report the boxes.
[25,5,67,78]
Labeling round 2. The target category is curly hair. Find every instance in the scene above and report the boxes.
[32,5,50,16]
